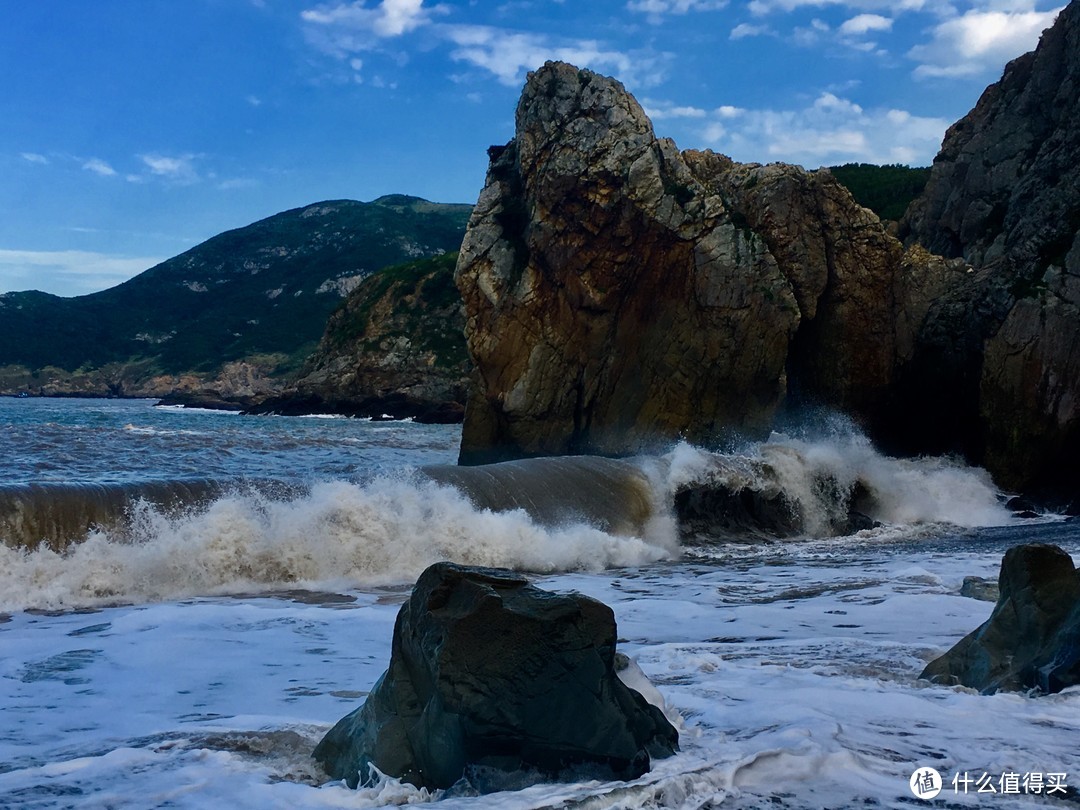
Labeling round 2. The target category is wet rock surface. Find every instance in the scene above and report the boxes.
[922,543,1080,694]
[313,562,678,791]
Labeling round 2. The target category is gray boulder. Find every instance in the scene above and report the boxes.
[921,544,1080,693]
[313,562,678,791]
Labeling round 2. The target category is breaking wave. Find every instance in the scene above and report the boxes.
[0,427,1017,611]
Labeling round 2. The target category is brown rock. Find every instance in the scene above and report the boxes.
[455,62,956,465]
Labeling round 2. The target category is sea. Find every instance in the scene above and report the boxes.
[1,396,1078,809]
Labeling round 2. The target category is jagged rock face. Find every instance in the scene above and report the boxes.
[248,253,470,422]
[456,62,957,465]
[898,3,1080,492]
[902,3,1080,270]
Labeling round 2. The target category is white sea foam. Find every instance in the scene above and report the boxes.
[0,476,675,612]
[653,430,1012,536]
[2,537,1078,809]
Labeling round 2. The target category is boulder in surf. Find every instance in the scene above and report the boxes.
[921,543,1080,694]
[313,561,679,791]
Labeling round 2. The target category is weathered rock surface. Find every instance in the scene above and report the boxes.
[455,62,961,466]
[246,253,470,422]
[313,562,678,791]
[897,3,1080,492]
[921,544,1080,694]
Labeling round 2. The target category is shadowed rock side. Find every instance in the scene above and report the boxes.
[897,2,1080,492]
[246,253,470,423]
[313,562,678,792]
[455,62,961,466]
[921,544,1080,694]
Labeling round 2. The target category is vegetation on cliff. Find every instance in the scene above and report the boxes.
[826,163,931,222]
[247,252,470,422]
[0,195,471,400]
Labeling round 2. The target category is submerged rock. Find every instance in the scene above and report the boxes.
[921,544,1080,693]
[313,562,678,791]
[959,576,999,603]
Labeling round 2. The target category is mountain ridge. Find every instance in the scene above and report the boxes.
[0,195,471,402]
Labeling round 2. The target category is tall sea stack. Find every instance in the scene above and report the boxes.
[454,62,958,466]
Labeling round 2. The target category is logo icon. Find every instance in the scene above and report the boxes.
[910,767,943,799]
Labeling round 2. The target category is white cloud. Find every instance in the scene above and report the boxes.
[246,95,263,106]
[82,158,117,177]
[749,0,926,14]
[20,152,49,165]
[217,178,260,190]
[730,22,773,38]
[0,249,164,297]
[696,91,950,166]
[443,24,659,88]
[909,7,1062,78]
[643,99,708,119]
[139,153,200,184]
[302,0,446,57]
[839,13,892,35]
[627,0,728,21]
[792,17,830,45]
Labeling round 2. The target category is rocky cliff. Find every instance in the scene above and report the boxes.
[455,62,961,466]
[898,2,1079,492]
[247,253,470,422]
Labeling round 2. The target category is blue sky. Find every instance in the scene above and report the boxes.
[1,0,1064,296]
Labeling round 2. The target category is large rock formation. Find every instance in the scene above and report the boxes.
[247,253,469,422]
[921,544,1080,694]
[455,61,960,465]
[897,2,1080,492]
[314,562,678,791]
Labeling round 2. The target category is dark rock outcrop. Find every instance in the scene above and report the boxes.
[455,62,961,466]
[897,3,1080,493]
[921,544,1080,694]
[314,562,678,791]
[247,253,470,422]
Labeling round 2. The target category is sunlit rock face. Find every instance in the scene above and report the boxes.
[455,61,955,466]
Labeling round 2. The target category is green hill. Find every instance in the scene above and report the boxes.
[247,251,471,421]
[827,163,931,222]
[0,196,471,397]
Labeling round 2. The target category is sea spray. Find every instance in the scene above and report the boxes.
[0,428,1016,612]
[0,476,676,612]
[650,429,1013,541]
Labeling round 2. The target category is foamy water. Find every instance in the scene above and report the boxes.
[1,397,1074,809]
[2,527,1079,809]
[1,424,1019,611]
[0,476,677,611]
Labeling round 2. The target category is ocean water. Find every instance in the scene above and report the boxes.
[1,397,1078,809]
